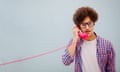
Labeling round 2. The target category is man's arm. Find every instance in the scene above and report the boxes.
[106,43,116,72]
[62,26,80,65]
[62,39,77,65]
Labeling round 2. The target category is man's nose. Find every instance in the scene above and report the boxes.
[86,25,89,29]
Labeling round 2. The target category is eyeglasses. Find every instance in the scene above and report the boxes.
[80,21,95,28]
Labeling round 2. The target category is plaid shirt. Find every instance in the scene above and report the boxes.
[62,34,115,72]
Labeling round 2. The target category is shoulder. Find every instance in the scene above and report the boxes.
[96,35,112,44]
[96,35,113,49]
[96,35,115,56]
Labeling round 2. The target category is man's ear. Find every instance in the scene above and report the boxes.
[77,25,80,29]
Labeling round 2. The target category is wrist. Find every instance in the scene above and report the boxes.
[73,38,78,43]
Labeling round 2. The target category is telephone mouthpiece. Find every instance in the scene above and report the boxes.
[78,31,88,39]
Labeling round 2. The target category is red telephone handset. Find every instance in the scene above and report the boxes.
[77,25,88,39]
[78,31,88,39]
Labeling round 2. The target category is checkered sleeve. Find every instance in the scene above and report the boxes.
[106,42,116,72]
[62,39,74,65]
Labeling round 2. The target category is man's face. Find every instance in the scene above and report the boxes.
[79,16,95,37]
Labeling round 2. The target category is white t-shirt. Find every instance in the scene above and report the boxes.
[81,39,101,72]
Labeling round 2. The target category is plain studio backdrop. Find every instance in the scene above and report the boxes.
[0,0,120,72]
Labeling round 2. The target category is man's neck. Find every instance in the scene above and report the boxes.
[85,33,96,41]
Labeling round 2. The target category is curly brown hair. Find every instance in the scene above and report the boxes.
[73,7,98,25]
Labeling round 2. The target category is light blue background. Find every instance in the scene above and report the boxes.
[0,0,120,72]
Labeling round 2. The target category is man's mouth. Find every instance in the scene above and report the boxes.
[85,31,91,33]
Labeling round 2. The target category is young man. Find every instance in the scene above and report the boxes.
[62,7,115,72]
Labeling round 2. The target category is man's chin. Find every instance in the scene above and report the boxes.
[87,32,92,37]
